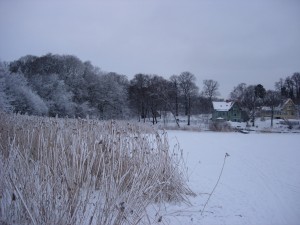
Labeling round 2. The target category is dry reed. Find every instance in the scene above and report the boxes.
[0,112,194,225]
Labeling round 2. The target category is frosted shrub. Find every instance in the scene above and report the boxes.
[209,121,232,132]
[0,112,194,225]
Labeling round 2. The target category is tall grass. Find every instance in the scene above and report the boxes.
[0,112,194,225]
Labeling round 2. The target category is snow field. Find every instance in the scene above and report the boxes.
[163,131,300,225]
[1,112,299,225]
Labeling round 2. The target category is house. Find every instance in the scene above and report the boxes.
[212,101,247,122]
[280,99,298,119]
[260,98,298,120]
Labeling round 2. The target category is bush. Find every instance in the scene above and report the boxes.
[209,121,233,132]
[0,113,194,225]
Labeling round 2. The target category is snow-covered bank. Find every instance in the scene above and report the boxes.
[163,131,300,225]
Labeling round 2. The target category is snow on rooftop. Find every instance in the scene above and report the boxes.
[212,101,234,111]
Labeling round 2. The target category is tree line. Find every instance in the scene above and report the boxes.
[229,75,300,126]
[0,53,299,125]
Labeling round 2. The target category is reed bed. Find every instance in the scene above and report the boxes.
[0,112,194,225]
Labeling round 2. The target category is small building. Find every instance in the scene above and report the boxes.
[212,101,247,122]
[280,99,298,119]
[260,98,298,119]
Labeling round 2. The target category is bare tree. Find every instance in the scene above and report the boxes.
[230,83,247,101]
[147,75,167,124]
[275,73,300,104]
[241,85,256,124]
[170,75,180,117]
[202,79,220,102]
[292,72,300,102]
[265,90,281,127]
[275,78,285,93]
[178,72,198,126]
[128,74,151,121]
[284,77,295,99]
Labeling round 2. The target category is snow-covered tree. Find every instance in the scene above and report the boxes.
[96,73,130,119]
[29,74,75,117]
[0,70,13,112]
[4,72,48,115]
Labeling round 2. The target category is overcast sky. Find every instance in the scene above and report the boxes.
[0,0,299,98]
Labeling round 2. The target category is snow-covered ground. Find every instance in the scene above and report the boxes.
[156,114,300,133]
[229,118,300,133]
[161,131,300,225]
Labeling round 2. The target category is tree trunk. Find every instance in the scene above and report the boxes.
[175,93,178,117]
[271,106,274,127]
[187,96,191,126]
[252,101,256,127]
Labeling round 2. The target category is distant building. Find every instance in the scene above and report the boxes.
[212,101,248,122]
[260,98,298,120]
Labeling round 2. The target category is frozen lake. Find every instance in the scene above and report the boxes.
[162,131,300,225]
